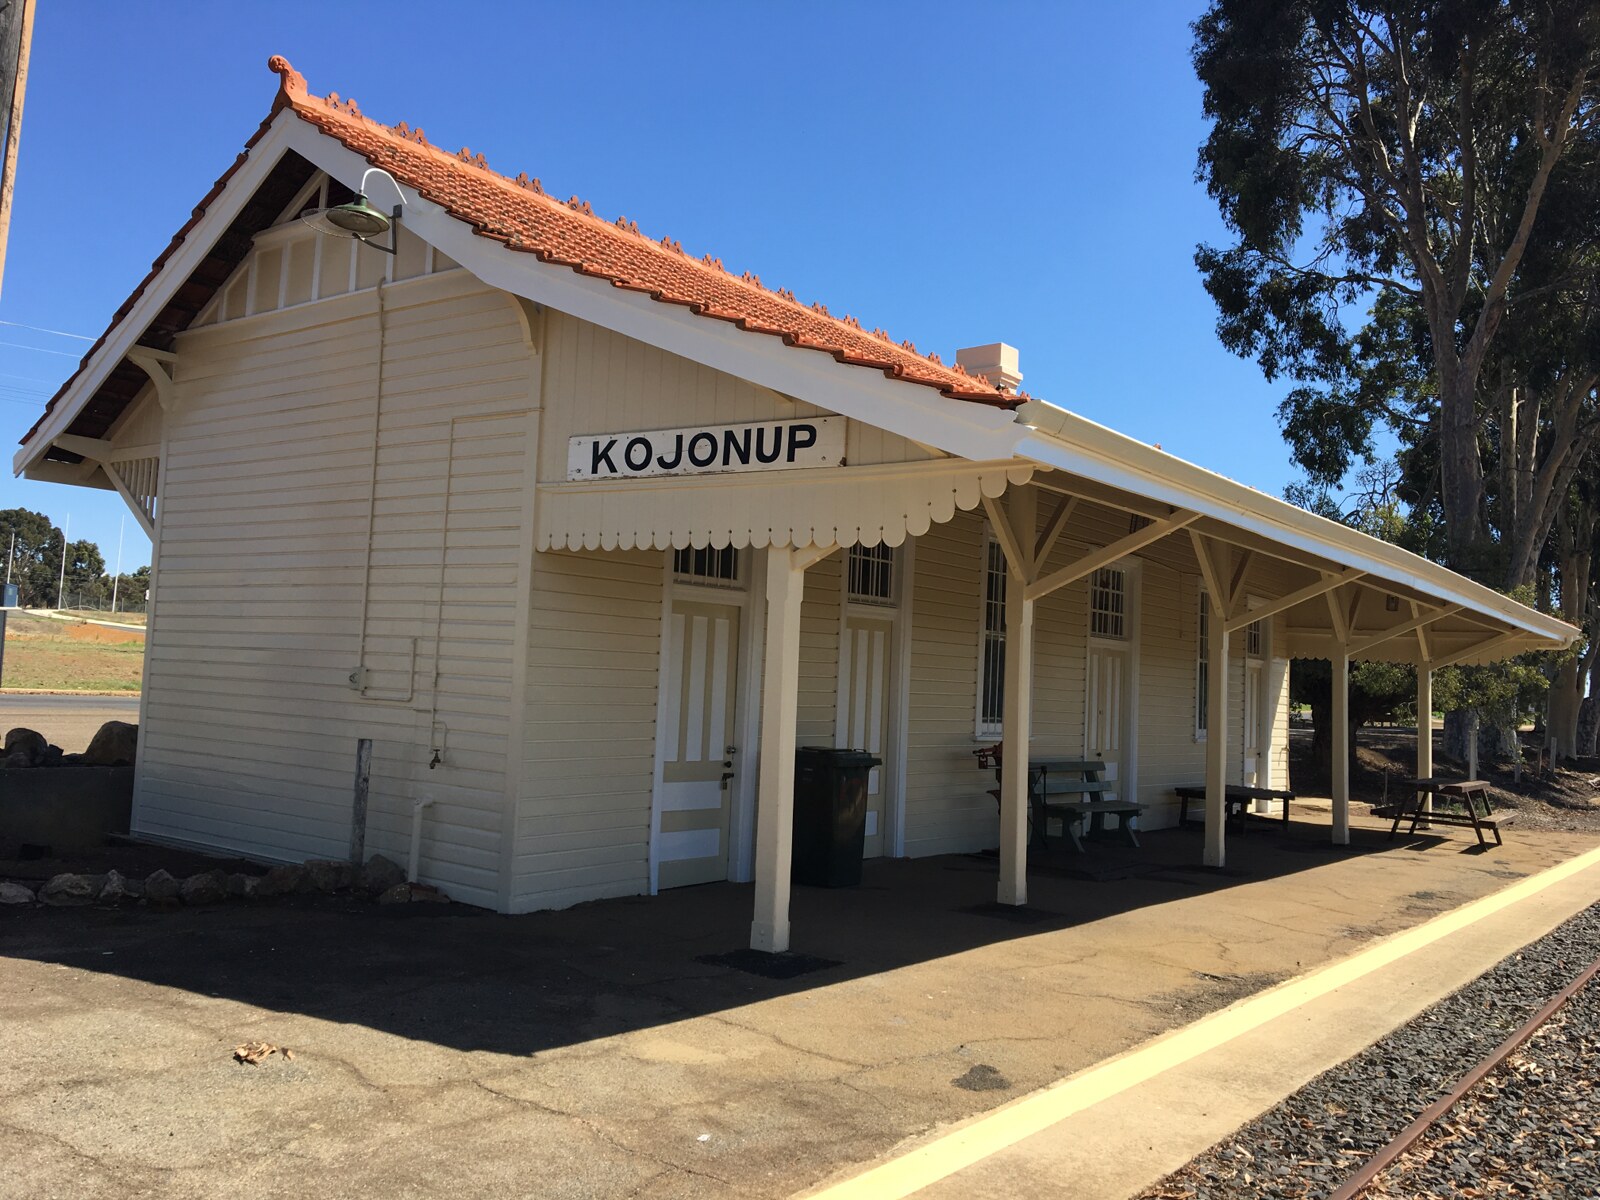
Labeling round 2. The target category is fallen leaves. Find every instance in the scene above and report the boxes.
[233,1041,295,1065]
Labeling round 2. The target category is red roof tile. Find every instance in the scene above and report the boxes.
[264,56,1018,408]
[23,57,1022,453]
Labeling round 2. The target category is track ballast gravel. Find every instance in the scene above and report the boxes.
[1139,902,1600,1200]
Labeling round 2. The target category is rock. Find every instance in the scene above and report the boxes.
[179,870,229,906]
[98,870,131,904]
[39,873,99,906]
[360,853,406,896]
[376,883,413,905]
[256,864,304,897]
[144,869,181,904]
[82,720,138,766]
[0,880,36,905]
[2,727,47,767]
[37,744,64,767]
[408,882,449,904]
[303,859,354,893]
[225,872,260,899]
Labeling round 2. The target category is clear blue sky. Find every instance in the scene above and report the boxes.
[0,0,1308,572]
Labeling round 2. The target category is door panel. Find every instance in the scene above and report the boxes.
[838,615,893,857]
[1243,657,1265,789]
[657,600,740,888]
[1086,644,1127,799]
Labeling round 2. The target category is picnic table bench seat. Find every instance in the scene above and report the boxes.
[1173,784,1294,834]
[1389,778,1511,848]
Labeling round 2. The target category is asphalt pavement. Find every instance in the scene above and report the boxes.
[0,694,140,752]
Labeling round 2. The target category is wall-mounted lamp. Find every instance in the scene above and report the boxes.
[1385,594,1400,612]
[302,167,406,256]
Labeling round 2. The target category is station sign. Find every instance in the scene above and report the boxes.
[568,417,843,481]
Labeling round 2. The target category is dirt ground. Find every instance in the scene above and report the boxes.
[1289,725,1600,834]
[1,613,144,692]
[3,812,1598,1199]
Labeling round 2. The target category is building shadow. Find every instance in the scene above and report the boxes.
[0,818,1498,1058]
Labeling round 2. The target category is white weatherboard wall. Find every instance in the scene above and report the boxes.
[511,311,939,911]
[137,264,536,908]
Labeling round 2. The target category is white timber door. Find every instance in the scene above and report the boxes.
[1085,565,1137,800]
[837,543,902,858]
[657,597,741,889]
[837,614,893,857]
[1242,615,1268,795]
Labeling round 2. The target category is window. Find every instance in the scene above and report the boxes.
[846,543,895,605]
[978,536,1007,736]
[673,546,740,586]
[1245,617,1263,658]
[1089,567,1127,640]
[1196,590,1210,739]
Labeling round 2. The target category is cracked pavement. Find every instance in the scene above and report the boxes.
[3,812,1595,1198]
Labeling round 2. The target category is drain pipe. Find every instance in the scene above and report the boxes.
[408,796,435,883]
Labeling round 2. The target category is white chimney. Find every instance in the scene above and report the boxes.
[955,342,1023,392]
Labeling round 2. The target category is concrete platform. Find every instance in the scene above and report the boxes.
[1,804,1596,1199]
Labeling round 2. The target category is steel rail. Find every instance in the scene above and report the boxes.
[1326,953,1600,1200]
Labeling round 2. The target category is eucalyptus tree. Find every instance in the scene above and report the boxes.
[1193,0,1600,584]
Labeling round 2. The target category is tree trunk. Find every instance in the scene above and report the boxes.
[1437,368,1490,576]
[1580,652,1600,759]
[1309,692,1332,786]
[1442,709,1520,765]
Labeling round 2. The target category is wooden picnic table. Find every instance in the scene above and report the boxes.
[975,746,1145,853]
[1173,784,1295,835]
[1388,777,1513,848]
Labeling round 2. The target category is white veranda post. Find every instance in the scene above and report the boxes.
[997,488,1037,907]
[1204,596,1229,868]
[1189,533,1232,869]
[1331,650,1351,845]
[1416,660,1433,826]
[750,544,827,953]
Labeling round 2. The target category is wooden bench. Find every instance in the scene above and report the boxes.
[1173,784,1294,834]
[1032,770,1143,852]
[1388,778,1512,848]
[975,747,1144,853]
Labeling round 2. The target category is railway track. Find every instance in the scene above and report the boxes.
[1330,956,1600,1199]
[1141,902,1600,1200]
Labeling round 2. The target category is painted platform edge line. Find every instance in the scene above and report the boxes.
[796,841,1600,1200]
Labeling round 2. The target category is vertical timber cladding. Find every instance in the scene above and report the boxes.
[137,269,535,907]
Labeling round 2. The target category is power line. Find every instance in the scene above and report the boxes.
[0,317,92,340]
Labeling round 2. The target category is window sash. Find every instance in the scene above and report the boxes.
[979,537,1007,735]
[1089,566,1127,640]
[846,543,895,605]
[673,546,741,587]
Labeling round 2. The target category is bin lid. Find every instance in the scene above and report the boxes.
[797,746,881,767]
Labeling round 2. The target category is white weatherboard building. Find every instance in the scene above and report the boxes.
[17,59,1577,950]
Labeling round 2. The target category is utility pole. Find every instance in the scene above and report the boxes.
[0,0,35,299]
[111,514,124,613]
[55,513,67,610]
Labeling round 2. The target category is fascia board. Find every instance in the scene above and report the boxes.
[12,113,305,477]
[1013,415,1577,647]
[275,122,1025,464]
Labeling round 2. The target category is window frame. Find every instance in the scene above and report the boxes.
[975,532,1008,739]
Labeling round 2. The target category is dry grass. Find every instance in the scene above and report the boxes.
[0,612,144,692]
[58,608,147,627]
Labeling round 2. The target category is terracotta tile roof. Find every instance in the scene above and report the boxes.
[262,57,1019,408]
[24,56,1022,453]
